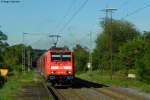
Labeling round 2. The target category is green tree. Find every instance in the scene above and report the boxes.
[2,44,23,68]
[32,49,46,67]
[135,31,150,83]
[0,31,8,67]
[93,19,139,71]
[73,44,89,73]
[118,38,145,76]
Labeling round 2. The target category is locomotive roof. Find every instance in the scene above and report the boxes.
[49,46,70,51]
[37,47,72,61]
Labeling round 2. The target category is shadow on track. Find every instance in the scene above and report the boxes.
[54,77,108,89]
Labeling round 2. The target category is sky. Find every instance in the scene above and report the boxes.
[0,0,150,49]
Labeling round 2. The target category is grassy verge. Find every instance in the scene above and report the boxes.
[77,70,150,93]
[0,71,41,100]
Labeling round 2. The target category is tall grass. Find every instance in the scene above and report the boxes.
[0,71,37,100]
[77,70,150,93]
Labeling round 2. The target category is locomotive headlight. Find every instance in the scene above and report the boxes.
[64,66,72,69]
[51,66,59,69]
[68,71,71,74]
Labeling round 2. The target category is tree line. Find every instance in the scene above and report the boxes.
[0,31,45,72]
[73,19,150,83]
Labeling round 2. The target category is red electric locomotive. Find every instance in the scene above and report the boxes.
[37,47,74,85]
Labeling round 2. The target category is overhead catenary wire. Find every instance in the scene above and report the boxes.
[29,1,77,48]
[55,0,76,29]
[58,0,89,33]
[118,0,130,9]
[123,3,150,18]
[23,33,53,49]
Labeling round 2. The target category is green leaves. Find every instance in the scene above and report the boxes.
[0,31,7,41]
[0,31,8,68]
[2,44,23,67]
[92,19,150,83]
[93,19,139,71]
[119,38,144,71]
[73,44,89,73]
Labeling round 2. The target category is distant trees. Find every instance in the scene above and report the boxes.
[31,49,46,67]
[0,31,8,67]
[0,30,46,72]
[73,44,89,73]
[2,44,23,67]
[0,31,33,71]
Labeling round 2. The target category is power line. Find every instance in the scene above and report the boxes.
[123,3,150,18]
[55,0,76,29]
[23,33,52,49]
[118,0,130,9]
[58,0,89,33]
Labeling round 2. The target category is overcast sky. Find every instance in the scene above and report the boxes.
[0,0,150,49]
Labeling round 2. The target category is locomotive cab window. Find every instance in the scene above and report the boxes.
[51,52,71,62]
[51,52,61,62]
[61,52,71,61]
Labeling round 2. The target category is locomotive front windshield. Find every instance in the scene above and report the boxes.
[51,52,71,62]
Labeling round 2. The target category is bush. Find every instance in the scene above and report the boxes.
[136,51,150,83]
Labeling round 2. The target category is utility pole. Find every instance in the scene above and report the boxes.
[27,49,31,72]
[49,35,61,47]
[22,33,25,73]
[88,32,92,71]
[22,32,50,71]
[22,32,31,73]
[102,7,117,79]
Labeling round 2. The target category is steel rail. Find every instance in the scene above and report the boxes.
[68,88,86,100]
[98,87,147,100]
[48,86,66,100]
[79,80,146,100]
[42,82,54,100]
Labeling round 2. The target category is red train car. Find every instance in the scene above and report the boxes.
[37,47,74,85]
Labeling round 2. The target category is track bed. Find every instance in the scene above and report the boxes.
[48,78,149,100]
[17,82,51,100]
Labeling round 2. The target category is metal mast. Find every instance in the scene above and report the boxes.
[103,7,117,79]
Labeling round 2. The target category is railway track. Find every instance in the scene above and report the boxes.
[47,85,86,100]
[75,78,148,100]
[45,78,149,100]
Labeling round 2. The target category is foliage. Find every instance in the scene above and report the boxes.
[73,44,89,73]
[135,32,150,83]
[2,44,23,67]
[77,71,150,93]
[1,44,33,72]
[0,31,9,69]
[93,19,139,71]
[0,31,7,41]
[92,19,150,84]
[118,38,145,75]
[0,71,38,100]
[0,31,8,50]
[118,31,150,83]
[31,49,46,67]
